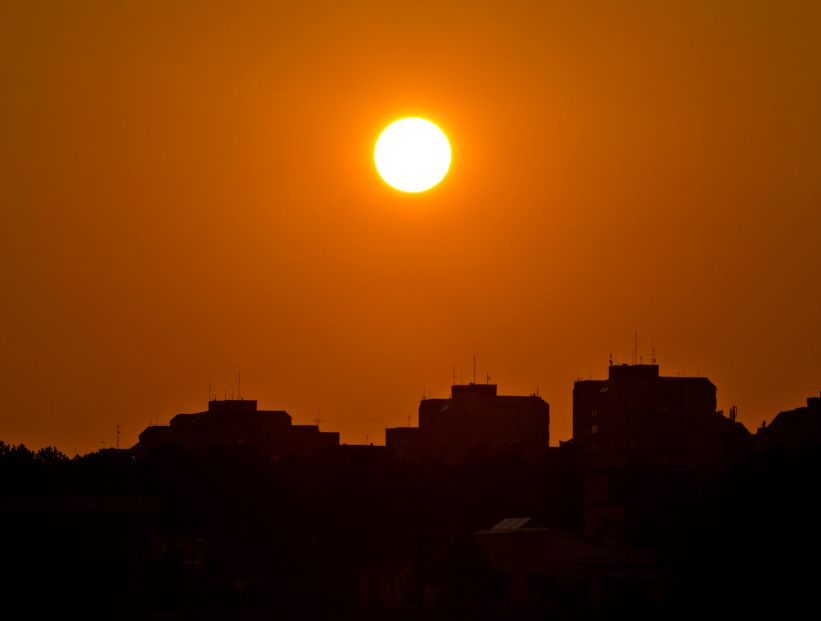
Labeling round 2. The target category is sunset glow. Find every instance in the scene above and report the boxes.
[2,0,820,460]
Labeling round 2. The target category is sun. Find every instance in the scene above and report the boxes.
[374,118,451,193]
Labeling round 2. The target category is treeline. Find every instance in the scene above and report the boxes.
[0,441,69,464]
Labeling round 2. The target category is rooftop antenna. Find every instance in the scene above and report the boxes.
[315,409,321,427]
[536,385,540,397]
[609,349,613,366]
[632,331,638,365]
[473,354,477,384]
[452,365,457,386]
[486,372,491,384]
[652,347,656,364]
[224,388,227,400]
[208,382,212,403]
[237,369,241,400]
[116,424,120,450]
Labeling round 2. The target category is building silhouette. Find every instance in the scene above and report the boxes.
[132,398,339,457]
[474,517,662,612]
[757,391,821,451]
[573,363,749,470]
[386,383,549,462]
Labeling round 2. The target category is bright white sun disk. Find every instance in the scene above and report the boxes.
[374,118,451,193]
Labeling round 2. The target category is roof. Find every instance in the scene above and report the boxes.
[490,517,531,531]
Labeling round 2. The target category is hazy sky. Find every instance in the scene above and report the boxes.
[2,0,820,453]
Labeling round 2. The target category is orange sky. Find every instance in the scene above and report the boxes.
[1,1,820,453]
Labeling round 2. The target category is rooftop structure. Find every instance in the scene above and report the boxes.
[386,383,549,462]
[757,391,821,450]
[132,398,339,457]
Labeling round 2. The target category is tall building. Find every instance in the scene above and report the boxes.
[386,383,549,462]
[573,363,749,469]
[132,399,339,457]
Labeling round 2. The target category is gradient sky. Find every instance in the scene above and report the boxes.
[2,0,820,453]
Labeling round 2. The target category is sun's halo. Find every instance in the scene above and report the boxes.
[374,118,451,193]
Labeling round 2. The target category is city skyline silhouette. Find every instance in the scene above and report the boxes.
[3,359,820,617]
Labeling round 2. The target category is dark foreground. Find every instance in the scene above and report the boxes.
[1,441,819,619]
